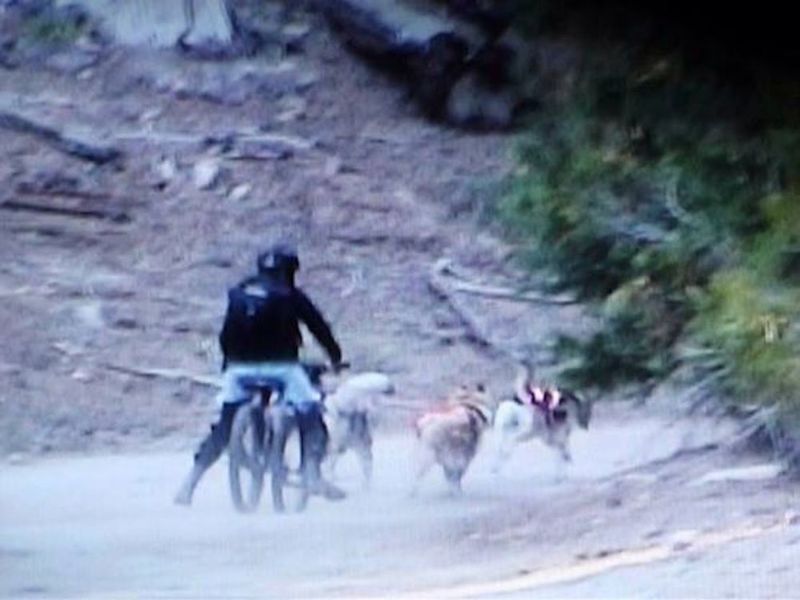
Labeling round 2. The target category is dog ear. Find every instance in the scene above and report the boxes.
[514,362,531,401]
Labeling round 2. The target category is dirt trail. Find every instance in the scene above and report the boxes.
[2,404,798,599]
[1,7,799,599]
[0,18,524,455]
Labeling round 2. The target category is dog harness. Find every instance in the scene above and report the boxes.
[518,385,564,427]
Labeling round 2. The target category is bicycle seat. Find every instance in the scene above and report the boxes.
[239,375,285,395]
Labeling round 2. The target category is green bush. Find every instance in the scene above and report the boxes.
[688,270,800,406]
[499,42,800,423]
[21,13,85,45]
[555,278,676,389]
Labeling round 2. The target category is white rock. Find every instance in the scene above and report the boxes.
[156,156,178,184]
[296,70,319,91]
[669,528,700,546]
[690,463,784,486]
[276,96,307,123]
[7,453,28,466]
[75,302,105,329]
[53,341,85,357]
[193,158,220,190]
[228,183,252,201]
[324,156,343,177]
[282,22,312,42]
[71,368,93,383]
[140,108,163,124]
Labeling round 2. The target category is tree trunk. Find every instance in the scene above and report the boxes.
[68,0,236,51]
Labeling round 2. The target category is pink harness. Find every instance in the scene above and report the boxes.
[519,385,564,427]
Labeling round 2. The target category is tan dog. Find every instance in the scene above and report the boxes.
[411,384,493,496]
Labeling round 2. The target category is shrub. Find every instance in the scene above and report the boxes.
[499,40,800,423]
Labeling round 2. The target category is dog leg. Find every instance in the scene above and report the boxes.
[491,429,518,474]
[560,443,572,463]
[547,440,572,483]
[444,467,464,496]
[491,402,534,474]
[410,445,435,498]
[354,441,373,490]
[324,451,341,481]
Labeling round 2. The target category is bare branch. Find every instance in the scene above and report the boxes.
[102,363,221,388]
[434,259,577,305]
[0,110,122,165]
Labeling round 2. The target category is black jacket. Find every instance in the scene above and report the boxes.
[218,276,342,367]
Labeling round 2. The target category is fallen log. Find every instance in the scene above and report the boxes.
[65,0,236,53]
[0,285,55,298]
[16,180,114,201]
[103,363,221,388]
[322,0,471,54]
[114,130,314,159]
[435,259,577,305]
[0,198,130,223]
[321,0,533,128]
[329,233,391,245]
[448,279,575,304]
[428,261,506,359]
[321,0,482,118]
[431,0,512,41]
[0,110,122,165]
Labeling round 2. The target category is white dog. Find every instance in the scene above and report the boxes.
[491,363,591,477]
[322,372,394,487]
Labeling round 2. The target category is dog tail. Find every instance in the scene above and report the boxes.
[563,391,592,429]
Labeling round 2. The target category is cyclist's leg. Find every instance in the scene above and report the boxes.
[175,370,248,505]
[295,404,345,499]
[282,366,345,500]
[195,402,240,463]
[296,403,329,466]
[175,402,241,505]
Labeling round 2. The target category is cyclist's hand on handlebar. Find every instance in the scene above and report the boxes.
[332,360,351,374]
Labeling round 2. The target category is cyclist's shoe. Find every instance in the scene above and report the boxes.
[174,464,205,506]
[174,487,192,506]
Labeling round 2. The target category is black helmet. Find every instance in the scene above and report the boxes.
[257,243,299,275]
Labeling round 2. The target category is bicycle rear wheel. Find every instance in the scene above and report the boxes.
[269,408,309,513]
[228,404,267,512]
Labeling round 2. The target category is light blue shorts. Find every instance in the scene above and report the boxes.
[216,362,321,408]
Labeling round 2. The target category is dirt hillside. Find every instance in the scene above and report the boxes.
[0,8,593,455]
